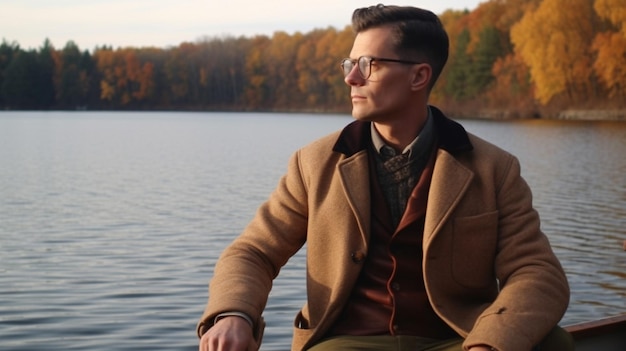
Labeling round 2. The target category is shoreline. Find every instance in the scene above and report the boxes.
[449,109,626,121]
[552,110,626,121]
[2,108,626,121]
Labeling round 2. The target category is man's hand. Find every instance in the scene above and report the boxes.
[199,316,257,351]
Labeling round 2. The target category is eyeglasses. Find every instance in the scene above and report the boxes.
[340,56,421,79]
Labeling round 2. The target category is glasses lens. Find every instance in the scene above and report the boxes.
[341,59,354,77]
[358,57,371,79]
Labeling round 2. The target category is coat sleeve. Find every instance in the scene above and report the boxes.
[197,150,310,340]
[463,155,570,351]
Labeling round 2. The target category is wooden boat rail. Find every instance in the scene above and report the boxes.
[563,314,626,351]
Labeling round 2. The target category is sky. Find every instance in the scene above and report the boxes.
[2,0,484,51]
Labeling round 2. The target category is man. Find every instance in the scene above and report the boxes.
[198,5,572,351]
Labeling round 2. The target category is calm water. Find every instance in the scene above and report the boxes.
[1,112,625,350]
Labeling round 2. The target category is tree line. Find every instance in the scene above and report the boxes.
[1,0,624,118]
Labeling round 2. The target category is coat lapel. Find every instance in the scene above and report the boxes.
[337,150,371,247]
[331,109,475,251]
[424,149,474,246]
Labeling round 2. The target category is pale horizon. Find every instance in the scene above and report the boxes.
[2,0,483,51]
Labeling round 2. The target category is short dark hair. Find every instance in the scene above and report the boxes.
[351,4,449,89]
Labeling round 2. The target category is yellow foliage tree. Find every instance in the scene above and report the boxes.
[592,0,626,99]
[594,0,626,35]
[491,0,542,31]
[94,49,117,101]
[314,27,352,108]
[266,31,303,109]
[511,0,598,104]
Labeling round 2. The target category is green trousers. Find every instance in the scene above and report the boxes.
[307,326,574,351]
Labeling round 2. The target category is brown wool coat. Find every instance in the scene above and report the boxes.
[198,108,570,351]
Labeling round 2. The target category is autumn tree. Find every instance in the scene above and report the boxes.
[293,27,351,110]
[196,36,249,108]
[480,0,541,111]
[262,31,303,110]
[489,0,542,31]
[457,1,514,100]
[511,0,600,105]
[136,47,166,107]
[316,26,353,109]
[95,47,154,107]
[244,35,272,109]
[161,43,195,106]
[296,30,326,107]
[591,0,626,102]
[333,26,355,109]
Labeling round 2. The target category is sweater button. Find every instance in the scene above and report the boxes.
[391,282,401,291]
[351,251,365,263]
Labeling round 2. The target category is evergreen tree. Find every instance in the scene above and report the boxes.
[444,29,472,101]
[2,50,40,108]
[56,41,92,109]
[0,40,21,108]
[35,39,56,108]
[467,26,505,97]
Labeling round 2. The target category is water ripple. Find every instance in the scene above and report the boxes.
[1,113,624,350]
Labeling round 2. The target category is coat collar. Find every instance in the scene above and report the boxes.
[332,105,473,157]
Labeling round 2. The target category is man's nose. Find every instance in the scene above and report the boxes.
[344,66,365,86]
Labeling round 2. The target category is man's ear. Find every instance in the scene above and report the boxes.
[410,64,432,91]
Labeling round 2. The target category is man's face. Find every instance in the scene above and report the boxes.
[344,26,416,123]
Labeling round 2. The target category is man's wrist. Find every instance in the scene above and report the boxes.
[214,311,254,328]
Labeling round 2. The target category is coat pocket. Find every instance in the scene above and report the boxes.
[292,311,314,350]
[451,211,499,289]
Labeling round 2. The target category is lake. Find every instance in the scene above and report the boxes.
[1,111,625,350]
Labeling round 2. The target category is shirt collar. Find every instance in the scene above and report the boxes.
[370,107,435,160]
[332,105,473,157]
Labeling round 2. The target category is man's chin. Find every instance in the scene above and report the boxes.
[351,107,372,121]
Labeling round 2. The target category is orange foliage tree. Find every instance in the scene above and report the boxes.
[265,31,303,110]
[511,0,600,105]
[95,48,154,106]
[592,0,626,101]
[244,35,272,109]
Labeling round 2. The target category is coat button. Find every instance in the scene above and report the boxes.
[351,251,365,263]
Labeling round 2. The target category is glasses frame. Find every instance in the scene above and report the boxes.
[341,56,421,79]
